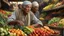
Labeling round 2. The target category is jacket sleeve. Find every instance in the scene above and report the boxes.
[8,12,16,22]
[31,12,43,26]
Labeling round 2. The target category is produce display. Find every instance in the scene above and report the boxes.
[5,11,12,17]
[0,27,26,36]
[55,2,63,7]
[43,0,64,11]
[48,17,60,24]
[9,29,26,36]
[21,26,34,35]
[58,18,64,27]
[28,26,55,36]
[48,17,64,28]
[0,28,9,36]
[0,10,58,36]
[43,4,54,11]
[0,10,12,17]
[0,3,63,36]
[0,10,12,25]
[0,25,59,36]
[0,24,60,36]
[59,18,64,25]
[0,10,8,24]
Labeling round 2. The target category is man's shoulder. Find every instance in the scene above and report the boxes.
[29,11,35,18]
[30,11,34,15]
[37,11,40,13]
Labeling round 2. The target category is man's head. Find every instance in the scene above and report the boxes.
[32,1,39,12]
[18,4,22,9]
[22,1,32,14]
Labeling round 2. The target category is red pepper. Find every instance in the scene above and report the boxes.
[0,10,6,14]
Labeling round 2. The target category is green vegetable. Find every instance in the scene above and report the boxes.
[58,24,64,27]
[21,26,33,34]
[0,13,7,25]
[0,28,9,36]
[48,17,60,24]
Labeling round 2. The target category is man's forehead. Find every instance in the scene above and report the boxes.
[25,4,32,7]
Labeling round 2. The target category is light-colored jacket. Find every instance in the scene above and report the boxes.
[8,9,43,26]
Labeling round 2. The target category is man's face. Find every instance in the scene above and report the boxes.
[32,6,39,12]
[23,4,32,13]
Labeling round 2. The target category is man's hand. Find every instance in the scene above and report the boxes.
[32,24,43,27]
[16,20,24,26]
[8,20,24,26]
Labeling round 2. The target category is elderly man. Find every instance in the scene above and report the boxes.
[31,1,40,19]
[8,1,43,26]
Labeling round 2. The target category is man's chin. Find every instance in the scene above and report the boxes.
[25,11,30,13]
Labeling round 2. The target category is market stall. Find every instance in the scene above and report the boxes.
[0,9,60,36]
[0,0,64,36]
[40,0,64,36]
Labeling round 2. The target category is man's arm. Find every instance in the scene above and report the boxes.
[8,12,24,26]
[37,11,40,19]
[31,12,43,26]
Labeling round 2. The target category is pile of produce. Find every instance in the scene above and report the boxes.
[43,0,64,11]
[0,10,7,24]
[21,26,34,35]
[0,27,9,36]
[55,1,64,7]
[0,10,60,36]
[48,17,60,24]
[0,27,26,36]
[9,29,26,36]
[0,10,12,17]
[43,4,55,11]
[58,18,64,27]
[48,17,64,28]
[0,25,59,36]
[0,10,12,25]
[28,26,55,36]
[21,26,57,36]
